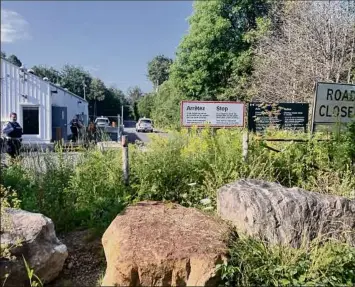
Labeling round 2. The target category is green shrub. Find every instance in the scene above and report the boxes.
[1,125,354,232]
[1,125,354,285]
[217,235,355,286]
[65,149,130,230]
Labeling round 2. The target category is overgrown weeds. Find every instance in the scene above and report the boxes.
[1,126,354,285]
[1,126,354,232]
[217,234,355,286]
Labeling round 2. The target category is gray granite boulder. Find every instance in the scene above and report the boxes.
[217,180,355,247]
[0,208,68,286]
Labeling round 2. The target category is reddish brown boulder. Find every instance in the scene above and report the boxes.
[101,201,231,287]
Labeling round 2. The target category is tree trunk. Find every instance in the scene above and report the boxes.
[94,99,97,118]
[347,36,355,83]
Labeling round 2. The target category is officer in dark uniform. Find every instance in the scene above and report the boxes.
[69,115,83,142]
[2,112,23,159]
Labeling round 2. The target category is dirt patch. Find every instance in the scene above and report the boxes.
[48,229,106,287]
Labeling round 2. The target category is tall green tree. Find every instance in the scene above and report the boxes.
[96,87,125,117]
[137,93,155,119]
[151,81,183,129]
[7,54,22,67]
[170,0,270,101]
[147,55,173,91]
[127,86,143,104]
[88,78,106,117]
[1,51,6,59]
[60,64,92,99]
[31,65,62,83]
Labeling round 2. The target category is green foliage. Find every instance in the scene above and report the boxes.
[127,86,143,104]
[1,51,6,59]
[169,0,270,101]
[1,185,23,287]
[66,150,130,230]
[137,93,155,119]
[0,184,21,235]
[1,127,354,234]
[217,235,355,287]
[29,64,130,118]
[31,65,61,83]
[0,149,130,232]
[60,64,92,98]
[88,78,106,102]
[6,54,22,67]
[150,81,183,129]
[147,55,173,89]
[98,87,125,118]
[1,127,354,285]
[22,255,43,287]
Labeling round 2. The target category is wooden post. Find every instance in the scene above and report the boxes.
[242,131,249,162]
[117,114,120,142]
[121,135,129,185]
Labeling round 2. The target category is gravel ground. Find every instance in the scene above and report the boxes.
[47,230,106,287]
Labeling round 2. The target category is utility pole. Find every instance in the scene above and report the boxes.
[83,81,86,100]
[121,105,124,127]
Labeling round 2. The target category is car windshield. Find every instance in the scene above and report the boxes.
[97,119,108,123]
[140,120,151,124]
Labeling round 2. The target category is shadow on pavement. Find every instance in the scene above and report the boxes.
[123,121,137,128]
[124,131,144,144]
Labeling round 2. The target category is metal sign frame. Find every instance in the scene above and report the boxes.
[311,81,355,134]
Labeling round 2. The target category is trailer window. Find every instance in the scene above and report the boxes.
[23,106,39,135]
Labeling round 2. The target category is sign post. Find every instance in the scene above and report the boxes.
[311,82,355,133]
[180,101,245,128]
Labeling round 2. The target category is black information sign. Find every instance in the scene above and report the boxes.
[248,103,309,133]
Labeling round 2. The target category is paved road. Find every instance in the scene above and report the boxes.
[124,127,168,144]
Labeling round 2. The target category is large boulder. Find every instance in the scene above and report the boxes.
[0,208,68,286]
[217,179,355,248]
[102,201,231,287]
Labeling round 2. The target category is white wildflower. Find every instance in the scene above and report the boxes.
[200,198,211,205]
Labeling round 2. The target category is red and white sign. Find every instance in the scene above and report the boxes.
[180,101,245,128]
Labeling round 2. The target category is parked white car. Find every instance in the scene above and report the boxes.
[95,116,110,128]
[136,118,153,133]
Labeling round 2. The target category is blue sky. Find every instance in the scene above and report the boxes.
[1,1,193,93]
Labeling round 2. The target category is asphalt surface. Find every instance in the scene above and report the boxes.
[124,127,167,144]
[120,121,168,144]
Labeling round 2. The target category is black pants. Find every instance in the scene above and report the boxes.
[88,131,96,143]
[71,126,79,142]
[6,139,21,159]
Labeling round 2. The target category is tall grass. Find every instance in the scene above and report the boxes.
[1,126,354,285]
[1,126,354,232]
[217,234,355,286]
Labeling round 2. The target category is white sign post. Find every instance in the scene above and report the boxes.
[311,82,355,133]
[180,101,245,128]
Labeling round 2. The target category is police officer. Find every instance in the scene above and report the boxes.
[2,112,23,159]
[70,115,83,142]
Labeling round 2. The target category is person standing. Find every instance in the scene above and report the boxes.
[2,112,23,159]
[69,115,83,143]
[87,120,97,143]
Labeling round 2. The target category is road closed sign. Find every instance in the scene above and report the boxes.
[180,101,245,127]
[313,82,355,125]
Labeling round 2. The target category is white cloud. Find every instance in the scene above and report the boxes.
[1,9,31,43]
